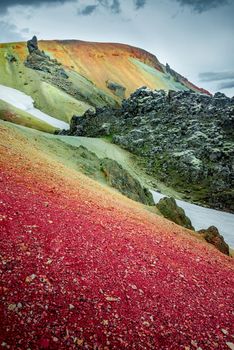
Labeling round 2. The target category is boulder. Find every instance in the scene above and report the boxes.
[106,80,126,98]
[101,158,154,206]
[198,226,229,255]
[156,197,194,230]
[5,53,17,63]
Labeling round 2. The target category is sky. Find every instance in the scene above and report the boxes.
[0,0,234,96]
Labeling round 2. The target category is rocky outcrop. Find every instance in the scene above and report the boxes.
[101,158,154,205]
[25,36,68,78]
[27,35,40,54]
[5,53,17,63]
[67,87,234,212]
[106,80,126,98]
[198,226,229,255]
[156,197,194,230]
[24,36,116,108]
[63,145,153,205]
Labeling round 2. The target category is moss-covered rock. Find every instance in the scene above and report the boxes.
[198,226,229,256]
[156,197,194,230]
[101,158,154,205]
[67,87,234,212]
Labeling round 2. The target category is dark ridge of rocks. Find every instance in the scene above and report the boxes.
[106,80,126,98]
[67,87,234,212]
[156,197,194,230]
[198,226,230,256]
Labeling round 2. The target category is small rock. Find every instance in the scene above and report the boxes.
[106,296,120,302]
[76,339,84,346]
[130,284,137,290]
[46,258,53,265]
[25,274,36,283]
[191,340,198,347]
[8,304,16,311]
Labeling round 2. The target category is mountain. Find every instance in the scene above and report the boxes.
[0,36,210,131]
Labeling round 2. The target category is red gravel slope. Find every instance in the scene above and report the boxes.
[0,123,234,350]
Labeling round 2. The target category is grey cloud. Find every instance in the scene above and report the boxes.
[77,0,121,16]
[134,0,147,10]
[78,4,98,16]
[175,0,229,13]
[199,71,234,82]
[0,0,74,14]
[110,0,121,13]
[218,81,234,89]
[21,28,30,33]
[0,21,24,42]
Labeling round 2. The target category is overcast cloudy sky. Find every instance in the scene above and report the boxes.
[0,0,233,96]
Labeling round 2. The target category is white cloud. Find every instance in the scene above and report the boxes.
[1,0,233,96]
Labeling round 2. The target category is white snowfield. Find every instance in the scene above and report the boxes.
[151,190,234,248]
[0,84,69,130]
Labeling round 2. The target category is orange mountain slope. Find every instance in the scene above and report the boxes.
[0,39,210,100]
[0,122,233,349]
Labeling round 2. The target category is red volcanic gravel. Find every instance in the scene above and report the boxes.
[0,168,234,350]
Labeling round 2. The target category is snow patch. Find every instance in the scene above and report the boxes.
[151,190,234,248]
[0,84,69,130]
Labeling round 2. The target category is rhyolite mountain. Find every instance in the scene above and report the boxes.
[0,36,209,128]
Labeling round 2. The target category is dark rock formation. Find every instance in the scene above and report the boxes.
[5,53,17,63]
[156,197,194,230]
[198,226,229,256]
[67,87,234,212]
[106,80,126,98]
[25,36,68,77]
[61,144,153,205]
[27,35,39,54]
[165,63,179,82]
[101,158,154,205]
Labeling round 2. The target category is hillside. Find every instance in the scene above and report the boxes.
[0,36,210,129]
[0,120,234,349]
[0,35,234,350]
